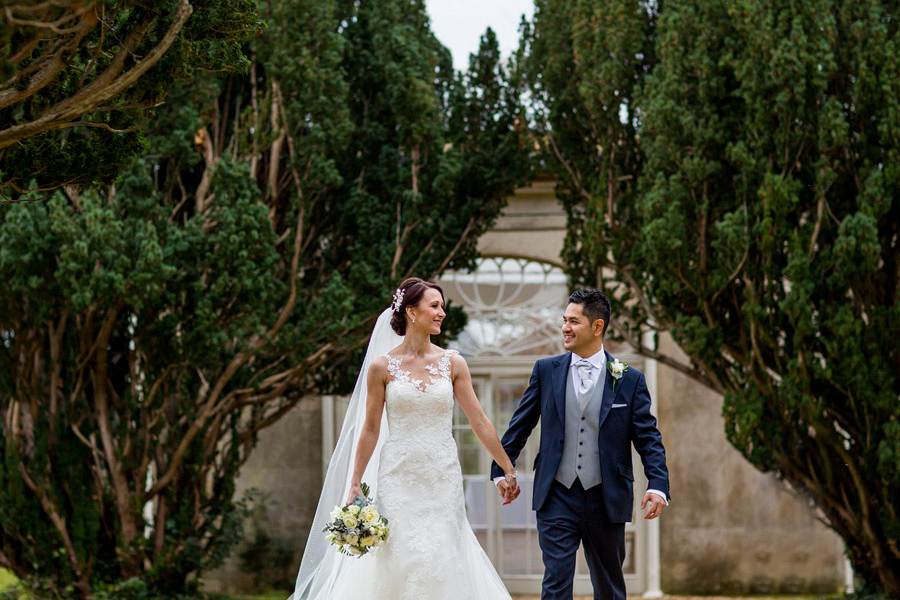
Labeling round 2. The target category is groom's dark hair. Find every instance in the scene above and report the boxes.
[568,289,611,337]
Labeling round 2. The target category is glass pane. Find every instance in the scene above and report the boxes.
[454,379,481,476]
[459,441,480,475]
[500,528,544,576]
[496,378,540,475]
[439,257,569,358]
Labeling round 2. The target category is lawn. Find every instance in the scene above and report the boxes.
[0,569,17,590]
[0,572,285,600]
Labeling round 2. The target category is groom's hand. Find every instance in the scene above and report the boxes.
[497,480,520,505]
[641,492,666,519]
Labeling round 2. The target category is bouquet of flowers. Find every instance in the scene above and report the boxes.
[323,482,389,557]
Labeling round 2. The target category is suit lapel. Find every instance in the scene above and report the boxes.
[551,353,570,425]
[597,350,617,430]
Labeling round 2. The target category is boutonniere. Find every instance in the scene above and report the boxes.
[607,359,628,390]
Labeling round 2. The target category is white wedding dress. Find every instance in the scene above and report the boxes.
[290,309,511,600]
[328,349,511,600]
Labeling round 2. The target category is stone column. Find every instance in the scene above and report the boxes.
[643,329,664,599]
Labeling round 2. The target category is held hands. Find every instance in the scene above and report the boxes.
[497,474,521,505]
[641,491,666,520]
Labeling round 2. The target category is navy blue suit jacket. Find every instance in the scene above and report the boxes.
[491,351,670,523]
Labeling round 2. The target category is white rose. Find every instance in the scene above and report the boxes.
[361,506,380,524]
[342,514,359,528]
[608,358,627,378]
[329,506,342,520]
[349,546,362,555]
[360,536,376,547]
[345,533,359,545]
[348,505,361,516]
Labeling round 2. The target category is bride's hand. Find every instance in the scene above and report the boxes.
[498,477,520,505]
[346,483,363,505]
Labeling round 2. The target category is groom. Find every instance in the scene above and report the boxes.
[491,289,670,600]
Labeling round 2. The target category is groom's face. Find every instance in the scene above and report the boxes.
[562,302,604,357]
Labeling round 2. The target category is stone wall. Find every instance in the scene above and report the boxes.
[204,399,323,595]
[656,333,844,594]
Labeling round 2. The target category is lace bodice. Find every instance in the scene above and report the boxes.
[383,349,457,440]
[385,349,455,392]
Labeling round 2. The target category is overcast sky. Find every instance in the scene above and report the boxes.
[424,0,535,71]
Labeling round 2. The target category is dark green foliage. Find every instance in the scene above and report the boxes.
[523,0,899,595]
[0,0,528,597]
[0,0,263,199]
[90,578,236,600]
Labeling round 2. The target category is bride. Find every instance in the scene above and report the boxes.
[290,277,520,600]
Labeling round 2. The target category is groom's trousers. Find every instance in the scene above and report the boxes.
[536,479,626,600]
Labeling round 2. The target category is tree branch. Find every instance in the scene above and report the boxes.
[0,6,97,108]
[16,462,89,596]
[0,0,194,149]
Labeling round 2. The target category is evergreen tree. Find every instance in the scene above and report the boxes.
[0,0,263,199]
[523,0,900,595]
[0,0,529,596]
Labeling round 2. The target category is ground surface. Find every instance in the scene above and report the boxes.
[0,573,822,600]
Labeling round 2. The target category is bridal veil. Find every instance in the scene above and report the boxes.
[289,308,400,600]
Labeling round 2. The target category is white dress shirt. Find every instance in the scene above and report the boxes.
[571,348,606,398]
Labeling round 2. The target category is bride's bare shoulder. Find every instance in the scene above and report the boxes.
[368,355,390,378]
[371,354,389,366]
[444,348,469,371]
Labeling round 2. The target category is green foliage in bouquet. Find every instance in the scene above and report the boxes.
[357,482,373,505]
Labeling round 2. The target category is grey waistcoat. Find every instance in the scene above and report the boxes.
[555,366,605,489]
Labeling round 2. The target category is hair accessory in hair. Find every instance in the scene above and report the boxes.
[391,287,405,313]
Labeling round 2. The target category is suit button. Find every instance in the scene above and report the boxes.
[578,454,582,458]
[580,429,584,433]
[581,416,586,421]
[577,465,582,470]
[579,442,583,445]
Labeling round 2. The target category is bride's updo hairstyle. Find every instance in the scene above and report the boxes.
[390,277,445,336]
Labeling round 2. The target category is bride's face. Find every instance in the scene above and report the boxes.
[409,288,446,335]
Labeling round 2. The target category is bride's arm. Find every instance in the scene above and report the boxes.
[346,357,388,504]
[450,354,516,477]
